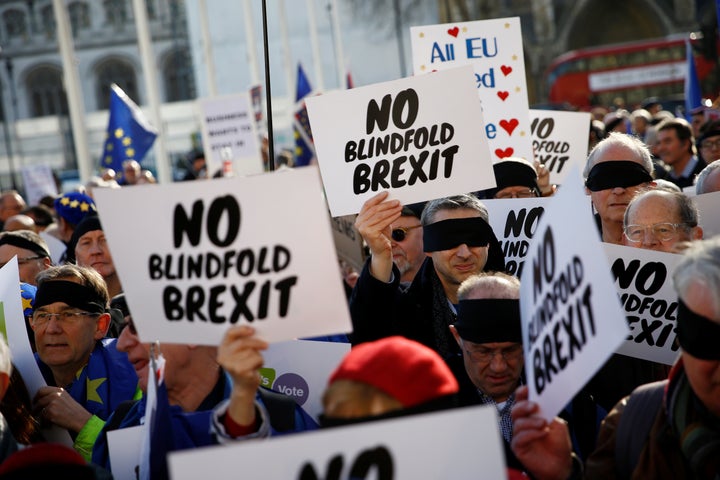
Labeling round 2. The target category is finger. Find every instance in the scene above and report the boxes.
[514,385,529,402]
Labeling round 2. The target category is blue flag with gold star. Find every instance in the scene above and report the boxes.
[294,63,315,167]
[101,84,157,172]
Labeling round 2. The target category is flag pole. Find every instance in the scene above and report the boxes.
[199,0,218,96]
[261,0,275,171]
[132,0,171,184]
[306,0,325,91]
[52,0,92,185]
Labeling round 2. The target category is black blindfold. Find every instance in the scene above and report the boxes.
[455,298,522,344]
[677,298,720,360]
[423,217,494,252]
[585,160,652,192]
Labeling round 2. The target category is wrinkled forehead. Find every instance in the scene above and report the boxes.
[627,193,680,222]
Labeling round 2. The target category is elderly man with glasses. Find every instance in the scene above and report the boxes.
[622,189,703,254]
[30,264,138,460]
[451,272,603,471]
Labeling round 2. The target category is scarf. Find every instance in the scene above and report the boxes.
[666,359,720,478]
[429,268,458,360]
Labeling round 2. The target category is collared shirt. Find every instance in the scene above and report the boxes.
[668,155,699,180]
[477,390,516,443]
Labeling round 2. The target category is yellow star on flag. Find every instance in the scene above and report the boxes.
[125,148,135,158]
[21,295,32,312]
[104,156,112,164]
[80,202,90,212]
[106,143,114,152]
[70,200,79,208]
[60,197,70,206]
[122,137,132,146]
[115,128,124,139]
[86,377,107,404]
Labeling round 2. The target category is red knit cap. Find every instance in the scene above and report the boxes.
[328,336,459,408]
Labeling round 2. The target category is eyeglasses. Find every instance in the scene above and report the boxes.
[624,222,689,243]
[701,139,720,150]
[30,310,99,328]
[391,225,422,242]
[0,256,45,269]
[463,343,523,364]
[495,189,538,199]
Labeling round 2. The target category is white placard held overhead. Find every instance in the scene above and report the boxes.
[529,110,591,185]
[20,165,58,207]
[411,17,534,162]
[169,405,506,480]
[93,167,351,345]
[198,93,263,177]
[260,339,350,421]
[329,214,366,273]
[604,243,683,366]
[306,66,495,217]
[519,168,629,421]
[483,197,550,278]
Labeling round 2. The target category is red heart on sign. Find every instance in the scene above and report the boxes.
[495,148,514,159]
[447,26,459,37]
[499,118,519,135]
[501,65,512,76]
[497,91,509,101]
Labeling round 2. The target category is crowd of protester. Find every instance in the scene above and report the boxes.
[0,91,717,479]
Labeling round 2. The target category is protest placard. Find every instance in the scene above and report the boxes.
[260,340,350,421]
[519,168,629,421]
[93,167,351,345]
[411,16,533,162]
[306,66,495,217]
[108,426,143,480]
[483,197,549,278]
[169,405,505,479]
[20,164,58,207]
[330,214,366,273]
[198,93,263,177]
[0,259,72,445]
[529,110,591,185]
[604,243,683,365]
[694,190,720,238]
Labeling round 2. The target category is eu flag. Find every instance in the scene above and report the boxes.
[294,63,315,166]
[101,84,158,173]
[684,39,703,119]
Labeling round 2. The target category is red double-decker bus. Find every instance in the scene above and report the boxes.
[545,33,718,109]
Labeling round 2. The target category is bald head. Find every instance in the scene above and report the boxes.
[3,214,37,232]
[0,191,26,223]
[457,272,520,301]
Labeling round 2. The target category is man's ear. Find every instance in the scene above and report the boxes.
[95,313,111,339]
[692,226,704,240]
[449,325,462,347]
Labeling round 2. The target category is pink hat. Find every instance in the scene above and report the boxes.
[329,336,459,408]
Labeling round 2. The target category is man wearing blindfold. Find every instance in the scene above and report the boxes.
[350,192,505,379]
[583,132,656,245]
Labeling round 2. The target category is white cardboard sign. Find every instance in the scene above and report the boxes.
[411,17,534,162]
[694,190,720,239]
[483,197,550,278]
[20,164,58,207]
[198,93,263,177]
[107,425,143,480]
[603,243,683,365]
[529,110,591,185]
[93,167,351,345]
[306,66,496,217]
[169,405,506,480]
[260,339,351,421]
[329,214,366,274]
[519,168,629,421]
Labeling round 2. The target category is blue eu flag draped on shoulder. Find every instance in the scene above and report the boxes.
[101,84,158,172]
